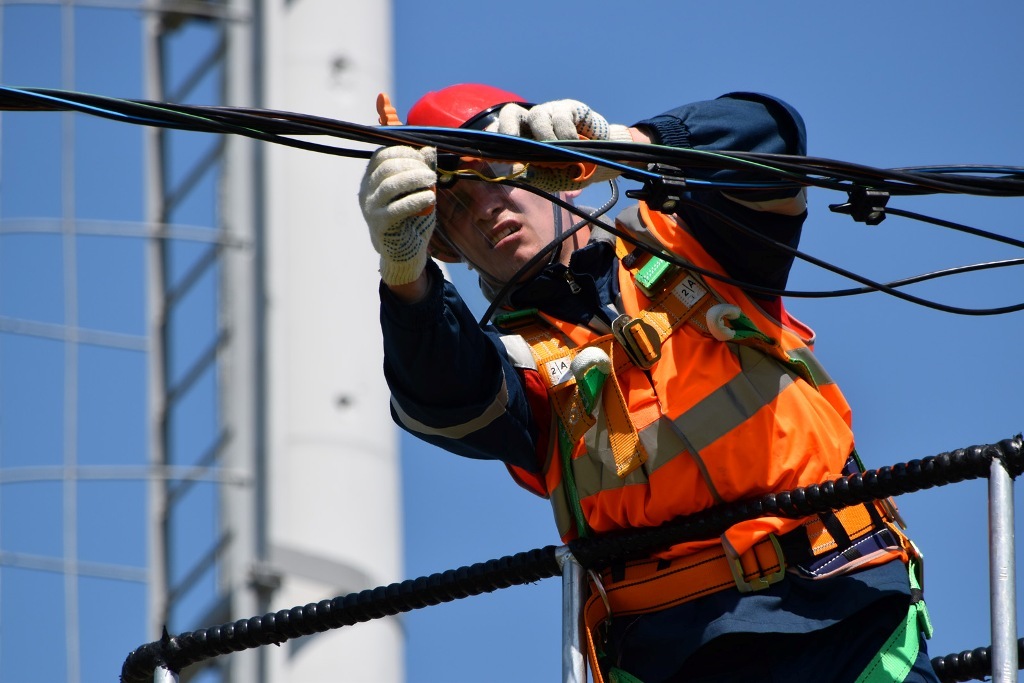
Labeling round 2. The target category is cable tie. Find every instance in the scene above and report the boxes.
[829,186,890,225]
[625,167,689,214]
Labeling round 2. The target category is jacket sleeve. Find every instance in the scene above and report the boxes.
[635,93,808,293]
[380,259,543,473]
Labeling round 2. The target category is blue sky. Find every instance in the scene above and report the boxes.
[1,1,1023,682]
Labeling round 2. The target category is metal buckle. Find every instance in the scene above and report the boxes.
[879,496,908,530]
[727,534,787,594]
[611,315,662,369]
[587,569,612,617]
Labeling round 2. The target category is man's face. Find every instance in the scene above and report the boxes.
[436,166,576,284]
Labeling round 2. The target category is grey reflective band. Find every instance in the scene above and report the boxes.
[673,345,796,454]
[788,346,836,387]
[499,334,538,371]
[391,374,510,439]
[561,345,798,501]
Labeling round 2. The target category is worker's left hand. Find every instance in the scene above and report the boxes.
[494,100,633,192]
[495,99,633,143]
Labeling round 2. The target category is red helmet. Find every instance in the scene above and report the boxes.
[407,83,529,130]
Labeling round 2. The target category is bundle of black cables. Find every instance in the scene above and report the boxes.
[2,84,1023,321]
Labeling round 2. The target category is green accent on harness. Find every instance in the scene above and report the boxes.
[784,354,817,388]
[492,307,539,327]
[725,311,775,344]
[854,557,932,683]
[725,312,818,388]
[910,554,934,639]
[556,363,607,540]
[558,423,589,539]
[609,666,646,683]
[577,366,607,415]
[851,448,868,473]
[634,256,677,294]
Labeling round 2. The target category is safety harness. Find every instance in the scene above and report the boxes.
[495,226,927,683]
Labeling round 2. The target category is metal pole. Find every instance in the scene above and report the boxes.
[143,7,171,642]
[153,666,178,683]
[557,546,588,683]
[989,454,1018,683]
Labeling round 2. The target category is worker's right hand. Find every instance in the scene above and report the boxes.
[359,145,438,286]
[494,99,633,143]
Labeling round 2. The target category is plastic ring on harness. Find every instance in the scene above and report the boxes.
[707,303,743,341]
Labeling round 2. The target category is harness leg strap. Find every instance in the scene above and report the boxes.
[854,558,932,683]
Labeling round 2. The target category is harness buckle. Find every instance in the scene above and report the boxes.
[587,569,612,618]
[727,534,787,593]
[611,315,662,369]
[878,496,908,530]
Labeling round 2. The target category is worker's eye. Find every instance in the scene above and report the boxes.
[436,191,470,225]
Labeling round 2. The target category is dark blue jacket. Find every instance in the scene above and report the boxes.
[382,93,807,473]
[379,94,923,682]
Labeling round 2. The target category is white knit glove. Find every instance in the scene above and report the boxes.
[359,145,438,286]
[494,100,632,191]
[495,99,633,143]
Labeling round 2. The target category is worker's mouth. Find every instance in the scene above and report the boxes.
[489,222,521,247]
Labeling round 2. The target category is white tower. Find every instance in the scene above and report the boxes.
[253,1,403,682]
[148,1,402,682]
[206,1,403,681]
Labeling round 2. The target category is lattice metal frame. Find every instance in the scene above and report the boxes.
[0,2,258,682]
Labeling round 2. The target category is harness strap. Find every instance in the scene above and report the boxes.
[613,241,722,346]
[854,558,932,683]
[582,503,912,683]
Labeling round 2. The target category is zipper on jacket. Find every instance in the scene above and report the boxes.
[564,270,582,294]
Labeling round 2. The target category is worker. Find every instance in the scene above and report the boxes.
[360,83,940,683]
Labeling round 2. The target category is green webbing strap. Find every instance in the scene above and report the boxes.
[558,363,608,540]
[718,310,818,387]
[492,306,540,328]
[723,311,775,344]
[851,447,868,473]
[854,558,932,683]
[577,366,605,415]
[609,666,645,683]
[558,423,589,539]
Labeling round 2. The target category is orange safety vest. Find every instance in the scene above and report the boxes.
[499,202,859,560]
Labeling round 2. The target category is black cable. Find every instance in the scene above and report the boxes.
[496,181,1024,315]
[671,196,1024,315]
[5,86,1024,197]
[808,259,1024,299]
[4,85,1024,314]
[883,207,1024,249]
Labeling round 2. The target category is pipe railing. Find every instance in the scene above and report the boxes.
[120,435,1023,683]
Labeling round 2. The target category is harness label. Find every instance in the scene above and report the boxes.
[544,357,572,386]
[672,274,707,308]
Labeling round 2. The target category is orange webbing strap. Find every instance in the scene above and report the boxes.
[513,319,578,386]
[584,534,785,625]
[806,503,877,555]
[583,535,785,683]
[806,501,912,569]
[614,239,723,344]
[581,503,910,682]
[601,341,650,477]
[512,320,652,480]
[544,338,649,479]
